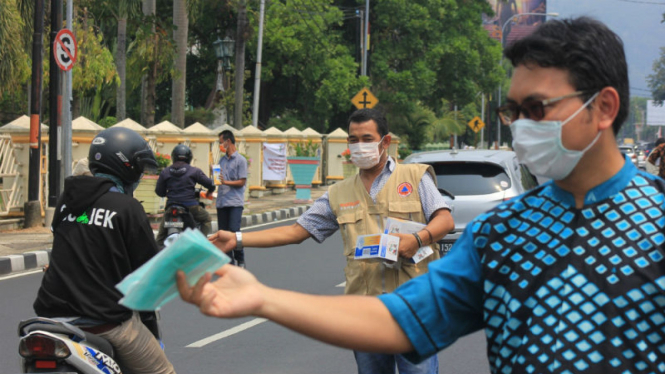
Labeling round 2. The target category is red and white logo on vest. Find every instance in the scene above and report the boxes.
[397,182,413,197]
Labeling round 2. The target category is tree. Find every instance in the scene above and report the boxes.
[369,0,503,134]
[0,0,30,101]
[128,10,175,127]
[71,18,119,121]
[171,0,188,128]
[115,0,141,120]
[256,0,365,131]
[140,0,155,126]
[648,46,665,102]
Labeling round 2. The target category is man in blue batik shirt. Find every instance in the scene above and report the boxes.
[177,17,665,373]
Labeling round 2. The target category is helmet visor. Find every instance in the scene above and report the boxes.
[135,149,158,175]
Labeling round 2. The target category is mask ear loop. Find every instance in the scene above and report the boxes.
[562,92,600,127]
[559,92,601,153]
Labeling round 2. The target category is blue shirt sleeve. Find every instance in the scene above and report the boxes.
[418,172,451,221]
[296,192,340,243]
[378,224,485,362]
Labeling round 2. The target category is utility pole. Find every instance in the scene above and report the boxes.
[481,94,485,147]
[49,0,62,207]
[63,0,73,180]
[25,0,45,228]
[361,0,369,76]
[251,0,265,127]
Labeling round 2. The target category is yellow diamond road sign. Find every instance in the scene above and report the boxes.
[351,88,378,110]
[468,116,485,133]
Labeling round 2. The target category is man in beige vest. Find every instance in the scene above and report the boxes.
[207,108,454,374]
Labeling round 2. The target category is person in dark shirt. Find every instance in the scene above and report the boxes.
[155,144,215,247]
[34,127,176,374]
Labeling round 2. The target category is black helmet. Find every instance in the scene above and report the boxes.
[171,144,193,164]
[88,127,157,186]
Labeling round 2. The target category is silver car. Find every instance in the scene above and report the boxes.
[619,145,638,166]
[403,149,540,256]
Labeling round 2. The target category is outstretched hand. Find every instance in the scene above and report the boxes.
[176,265,265,319]
[208,230,236,253]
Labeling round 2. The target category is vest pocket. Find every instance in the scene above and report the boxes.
[337,210,365,256]
[387,201,422,220]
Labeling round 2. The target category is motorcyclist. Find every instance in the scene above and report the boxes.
[33,127,176,374]
[155,144,215,247]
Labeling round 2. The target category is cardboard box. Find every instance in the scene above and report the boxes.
[354,234,399,262]
[384,217,434,263]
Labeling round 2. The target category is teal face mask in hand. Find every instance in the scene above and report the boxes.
[116,228,231,311]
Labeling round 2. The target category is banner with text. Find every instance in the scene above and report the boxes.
[262,143,287,181]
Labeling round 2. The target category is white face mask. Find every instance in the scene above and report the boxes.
[510,92,599,180]
[349,136,385,169]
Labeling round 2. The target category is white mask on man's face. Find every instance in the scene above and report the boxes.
[510,92,599,180]
[349,136,385,169]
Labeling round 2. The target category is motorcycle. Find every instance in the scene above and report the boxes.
[162,187,213,248]
[18,312,162,373]
[18,317,121,373]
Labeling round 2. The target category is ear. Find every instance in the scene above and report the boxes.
[382,134,392,148]
[595,87,620,131]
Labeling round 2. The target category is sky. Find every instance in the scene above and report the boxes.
[547,0,665,98]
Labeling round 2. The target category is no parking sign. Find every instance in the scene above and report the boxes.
[53,29,77,71]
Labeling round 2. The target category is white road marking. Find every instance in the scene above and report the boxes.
[243,217,298,230]
[0,269,43,281]
[336,281,346,288]
[187,318,268,348]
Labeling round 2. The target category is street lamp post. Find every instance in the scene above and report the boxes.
[213,36,235,124]
[496,12,558,149]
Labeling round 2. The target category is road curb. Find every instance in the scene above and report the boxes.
[0,251,51,276]
[0,205,312,277]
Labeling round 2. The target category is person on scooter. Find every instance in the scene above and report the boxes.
[155,144,216,247]
[33,127,176,374]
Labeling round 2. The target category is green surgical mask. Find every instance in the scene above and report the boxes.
[116,229,231,311]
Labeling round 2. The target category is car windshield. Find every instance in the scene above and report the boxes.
[619,146,634,154]
[429,162,511,196]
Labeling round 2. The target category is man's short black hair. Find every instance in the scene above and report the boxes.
[219,130,236,145]
[655,137,665,147]
[504,17,629,134]
[348,108,389,138]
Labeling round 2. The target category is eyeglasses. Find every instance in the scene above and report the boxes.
[496,91,590,126]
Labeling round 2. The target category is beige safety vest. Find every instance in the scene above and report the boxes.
[329,162,440,296]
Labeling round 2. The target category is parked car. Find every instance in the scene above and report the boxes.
[619,145,638,166]
[402,149,540,257]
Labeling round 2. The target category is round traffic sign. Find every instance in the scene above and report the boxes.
[53,29,77,71]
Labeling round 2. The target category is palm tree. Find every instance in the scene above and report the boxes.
[140,0,156,127]
[171,0,188,128]
[427,100,465,143]
[233,0,247,129]
[0,0,30,100]
[114,0,140,121]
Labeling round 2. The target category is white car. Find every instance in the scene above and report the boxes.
[403,149,540,256]
[619,145,638,166]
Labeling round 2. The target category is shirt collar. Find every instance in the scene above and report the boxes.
[385,156,396,172]
[548,154,636,206]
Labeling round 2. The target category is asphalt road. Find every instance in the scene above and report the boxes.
[0,220,490,373]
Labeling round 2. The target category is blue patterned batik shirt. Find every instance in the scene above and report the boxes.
[380,158,665,373]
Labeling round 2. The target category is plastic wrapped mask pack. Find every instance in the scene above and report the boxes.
[116,228,230,310]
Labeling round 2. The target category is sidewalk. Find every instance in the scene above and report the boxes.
[0,185,327,276]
